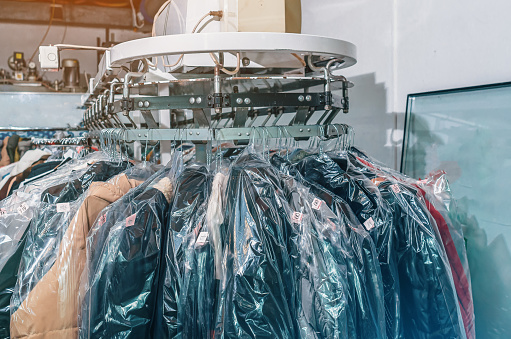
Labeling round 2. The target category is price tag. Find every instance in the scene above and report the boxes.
[0,208,6,216]
[196,232,209,246]
[126,213,137,227]
[311,198,323,210]
[98,214,107,226]
[56,203,70,213]
[390,184,401,194]
[291,211,303,224]
[364,217,375,231]
[17,203,29,215]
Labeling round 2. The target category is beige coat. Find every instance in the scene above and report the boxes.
[11,173,143,339]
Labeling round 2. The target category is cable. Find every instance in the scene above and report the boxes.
[210,52,241,76]
[53,44,110,51]
[28,0,56,64]
[129,0,144,29]
[152,0,171,37]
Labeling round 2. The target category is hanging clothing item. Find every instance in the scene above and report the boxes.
[349,150,474,339]
[291,151,465,339]
[279,175,350,339]
[10,172,142,339]
[0,156,119,338]
[274,153,388,339]
[340,152,466,339]
[80,158,182,339]
[0,150,51,197]
[156,164,211,338]
[216,152,299,338]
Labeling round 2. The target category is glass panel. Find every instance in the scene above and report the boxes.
[0,92,85,128]
[401,83,511,338]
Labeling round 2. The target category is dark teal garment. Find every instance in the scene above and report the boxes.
[293,152,464,339]
[81,169,170,339]
[156,164,211,338]
[279,176,350,339]
[216,153,298,338]
[273,154,386,339]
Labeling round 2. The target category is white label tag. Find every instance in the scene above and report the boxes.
[0,208,6,216]
[291,211,303,224]
[196,232,209,245]
[126,213,136,227]
[56,203,70,213]
[98,214,107,226]
[17,203,29,215]
[364,217,375,231]
[390,184,401,194]
[311,198,323,210]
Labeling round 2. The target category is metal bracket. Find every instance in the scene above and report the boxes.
[141,111,159,129]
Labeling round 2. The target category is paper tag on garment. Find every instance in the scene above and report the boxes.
[390,184,401,194]
[98,214,107,226]
[17,203,29,215]
[126,213,137,227]
[291,211,304,224]
[311,198,323,210]
[363,217,376,231]
[196,232,209,246]
[56,203,70,213]
[0,208,6,217]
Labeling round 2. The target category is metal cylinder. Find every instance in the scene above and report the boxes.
[62,59,80,89]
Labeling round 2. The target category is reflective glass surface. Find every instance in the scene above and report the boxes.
[401,83,511,338]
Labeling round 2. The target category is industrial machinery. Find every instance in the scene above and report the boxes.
[39,0,357,163]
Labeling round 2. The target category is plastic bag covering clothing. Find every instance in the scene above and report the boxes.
[10,171,141,339]
[216,152,299,338]
[274,154,387,339]
[157,164,211,338]
[278,175,350,339]
[348,151,474,339]
[0,192,39,339]
[313,152,465,339]
[10,161,129,310]
[176,169,217,339]
[80,156,182,339]
[291,152,463,338]
[0,155,120,337]
[415,171,475,339]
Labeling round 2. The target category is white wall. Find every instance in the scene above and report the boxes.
[302,0,398,168]
[302,0,511,169]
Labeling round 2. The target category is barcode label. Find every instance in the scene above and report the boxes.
[291,211,303,224]
[196,232,209,245]
[56,203,70,213]
[126,213,137,227]
[17,203,29,215]
[364,217,375,231]
[311,198,323,210]
[390,184,401,194]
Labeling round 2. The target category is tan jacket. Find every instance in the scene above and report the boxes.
[11,173,143,339]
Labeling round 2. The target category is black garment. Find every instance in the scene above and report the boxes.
[81,169,171,339]
[216,153,298,338]
[156,164,211,338]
